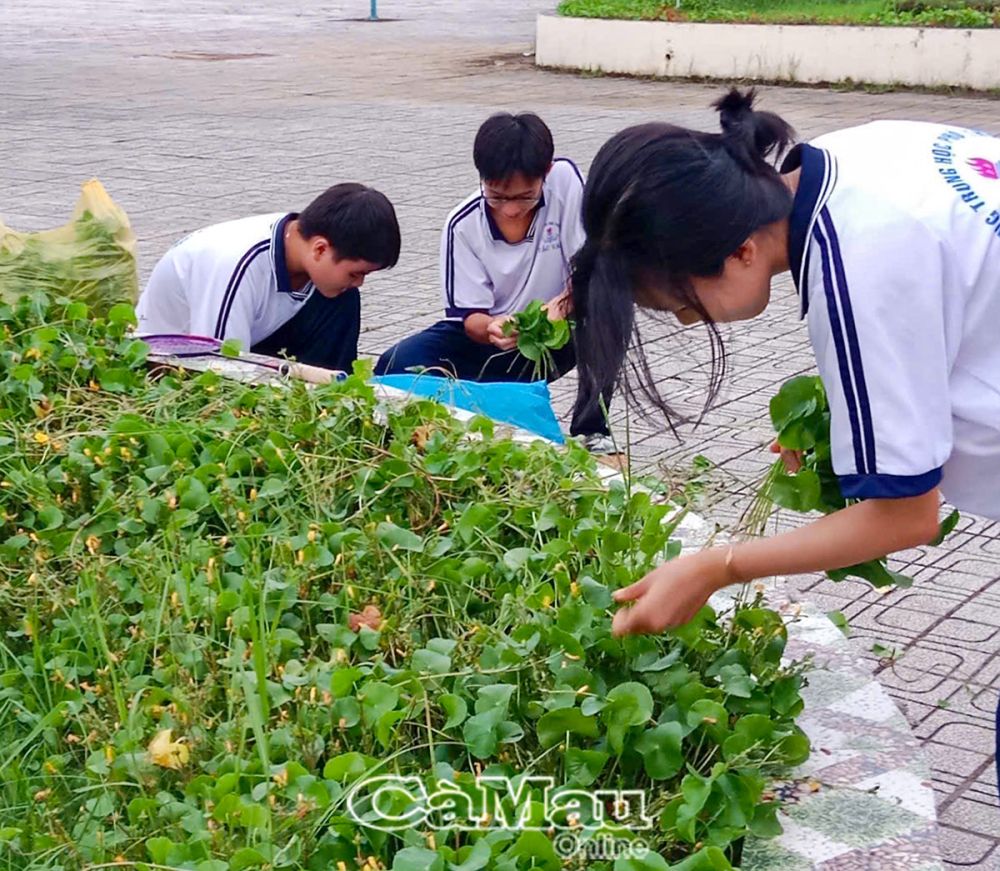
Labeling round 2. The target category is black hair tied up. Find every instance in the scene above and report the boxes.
[714,87,795,176]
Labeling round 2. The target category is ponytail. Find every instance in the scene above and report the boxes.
[572,88,795,428]
[713,88,795,176]
[572,241,634,418]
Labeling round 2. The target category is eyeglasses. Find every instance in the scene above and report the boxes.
[480,184,543,210]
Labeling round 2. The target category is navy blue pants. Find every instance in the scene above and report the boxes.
[374,320,611,437]
[252,288,360,372]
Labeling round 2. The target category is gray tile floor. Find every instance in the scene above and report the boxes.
[1,0,997,864]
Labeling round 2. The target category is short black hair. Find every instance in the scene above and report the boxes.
[298,183,401,268]
[473,112,554,182]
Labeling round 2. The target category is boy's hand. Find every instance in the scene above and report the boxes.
[769,440,803,474]
[487,315,518,351]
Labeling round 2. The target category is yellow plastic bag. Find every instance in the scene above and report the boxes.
[0,179,138,316]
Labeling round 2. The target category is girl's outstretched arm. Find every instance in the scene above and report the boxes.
[611,489,941,636]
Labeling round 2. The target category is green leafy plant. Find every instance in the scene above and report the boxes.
[0,181,138,317]
[759,375,959,588]
[503,300,572,380]
[0,293,811,870]
[557,0,999,27]
[220,337,243,358]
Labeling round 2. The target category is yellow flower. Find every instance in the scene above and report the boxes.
[147,729,190,769]
[33,431,49,445]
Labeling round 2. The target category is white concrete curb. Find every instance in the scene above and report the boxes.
[535,14,1000,89]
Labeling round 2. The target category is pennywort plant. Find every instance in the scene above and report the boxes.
[503,300,572,381]
[0,293,810,871]
[759,375,959,588]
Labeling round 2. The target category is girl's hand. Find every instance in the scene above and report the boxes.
[543,286,574,321]
[611,550,731,637]
[769,440,803,473]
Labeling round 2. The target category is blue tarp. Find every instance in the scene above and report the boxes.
[372,374,565,444]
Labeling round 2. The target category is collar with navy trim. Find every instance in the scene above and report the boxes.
[783,143,837,318]
[270,212,314,301]
[482,190,547,243]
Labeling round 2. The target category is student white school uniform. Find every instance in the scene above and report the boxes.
[566,93,999,784]
[375,158,611,439]
[136,184,400,371]
[785,120,1000,518]
[137,213,345,348]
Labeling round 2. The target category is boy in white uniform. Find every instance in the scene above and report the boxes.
[375,113,613,449]
[137,183,400,371]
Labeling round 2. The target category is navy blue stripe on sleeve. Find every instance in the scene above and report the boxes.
[214,240,269,339]
[444,198,483,310]
[813,220,869,476]
[821,209,877,472]
[839,468,942,499]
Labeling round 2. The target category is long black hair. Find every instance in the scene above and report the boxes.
[572,88,795,430]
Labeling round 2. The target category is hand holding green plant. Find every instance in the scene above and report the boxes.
[501,299,573,380]
[758,376,959,588]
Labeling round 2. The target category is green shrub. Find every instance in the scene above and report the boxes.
[0,294,810,869]
[557,0,999,27]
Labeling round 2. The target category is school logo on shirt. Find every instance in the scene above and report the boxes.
[967,157,1000,180]
[931,129,995,217]
[539,222,562,252]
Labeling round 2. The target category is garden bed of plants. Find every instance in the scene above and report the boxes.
[0,293,814,870]
[557,0,1000,28]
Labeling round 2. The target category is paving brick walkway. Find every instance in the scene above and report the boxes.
[1,1,997,865]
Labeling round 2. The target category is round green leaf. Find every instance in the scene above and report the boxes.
[536,707,599,749]
[636,722,684,780]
